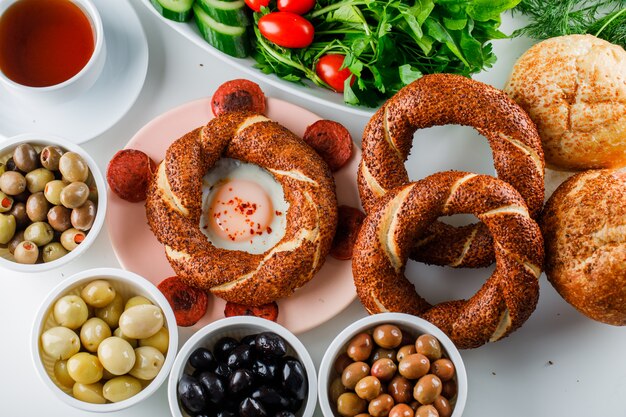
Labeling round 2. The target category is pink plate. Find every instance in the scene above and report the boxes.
[107,98,361,335]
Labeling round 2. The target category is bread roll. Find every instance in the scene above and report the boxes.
[504,35,626,171]
[541,169,626,325]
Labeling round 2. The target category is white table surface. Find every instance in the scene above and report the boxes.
[1,2,625,417]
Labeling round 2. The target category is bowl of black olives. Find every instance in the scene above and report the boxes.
[0,133,106,271]
[168,316,317,417]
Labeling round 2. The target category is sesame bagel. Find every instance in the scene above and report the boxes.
[358,73,545,267]
[352,171,544,349]
[145,112,338,306]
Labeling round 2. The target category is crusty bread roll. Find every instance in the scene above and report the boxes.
[541,169,626,325]
[504,35,626,171]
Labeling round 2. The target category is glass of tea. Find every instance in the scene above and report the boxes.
[0,0,106,105]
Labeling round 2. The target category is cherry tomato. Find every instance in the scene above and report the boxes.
[315,54,354,92]
[277,0,316,15]
[244,0,269,12]
[258,12,314,49]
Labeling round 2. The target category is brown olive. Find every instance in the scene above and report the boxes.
[0,171,26,195]
[337,392,367,417]
[26,168,54,194]
[371,348,396,363]
[60,182,89,209]
[415,335,442,361]
[441,380,457,400]
[44,180,66,205]
[330,378,348,404]
[48,205,72,232]
[430,359,455,382]
[398,354,430,380]
[388,375,413,404]
[347,332,373,362]
[60,228,86,251]
[355,376,382,401]
[26,192,50,222]
[40,145,64,171]
[7,230,24,254]
[71,200,96,231]
[415,405,438,417]
[0,191,13,213]
[413,375,442,405]
[14,240,38,264]
[13,143,39,172]
[334,352,353,374]
[354,414,373,417]
[9,202,28,228]
[59,152,89,183]
[389,404,414,417]
[368,394,394,417]
[371,358,397,382]
[373,325,403,349]
[342,361,370,390]
[397,345,417,362]
[432,396,452,417]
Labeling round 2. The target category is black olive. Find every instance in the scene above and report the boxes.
[215,363,233,380]
[216,410,237,417]
[240,397,268,417]
[281,358,307,401]
[190,347,217,371]
[255,332,287,357]
[227,344,254,369]
[241,334,257,348]
[252,357,279,382]
[214,337,239,362]
[177,374,207,415]
[275,412,296,417]
[197,371,226,404]
[229,368,255,396]
[251,386,290,410]
[5,158,18,172]
[287,397,303,413]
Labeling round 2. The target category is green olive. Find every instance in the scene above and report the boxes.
[59,152,89,183]
[0,171,26,195]
[42,242,69,263]
[26,168,55,193]
[47,205,72,232]
[24,221,54,246]
[60,228,86,251]
[0,213,16,245]
[13,143,39,172]
[14,240,38,264]
[95,293,124,328]
[53,360,75,388]
[44,180,67,205]
[81,279,116,308]
[26,192,50,222]
[138,327,169,354]
[118,305,164,339]
[72,382,106,404]
[113,327,138,348]
[129,346,164,380]
[103,375,142,402]
[71,200,96,231]
[124,296,152,310]
[8,202,28,228]
[0,162,5,176]
[0,191,13,213]
[60,182,89,209]
[80,317,112,352]
[97,336,136,375]
[40,145,64,171]
[67,352,103,385]
[41,326,80,360]
[53,294,88,329]
[7,230,24,254]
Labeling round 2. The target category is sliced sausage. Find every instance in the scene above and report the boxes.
[302,119,352,171]
[107,149,157,203]
[211,79,266,116]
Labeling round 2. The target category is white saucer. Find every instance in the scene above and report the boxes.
[0,0,148,144]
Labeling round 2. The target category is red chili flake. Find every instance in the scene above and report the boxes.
[229,187,233,191]
[203,225,208,229]
[257,223,261,229]
[266,227,272,234]
[250,229,254,235]
[246,209,254,215]
[275,211,282,216]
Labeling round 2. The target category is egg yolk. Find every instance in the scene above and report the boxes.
[207,179,274,242]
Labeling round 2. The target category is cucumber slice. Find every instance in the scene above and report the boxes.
[196,0,250,26]
[193,3,250,58]
[151,0,194,22]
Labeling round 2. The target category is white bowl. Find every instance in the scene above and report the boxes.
[318,313,468,417]
[0,133,107,272]
[168,316,317,417]
[31,267,179,412]
[0,0,106,106]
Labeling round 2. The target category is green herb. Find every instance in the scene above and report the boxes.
[252,0,520,107]
[514,0,626,48]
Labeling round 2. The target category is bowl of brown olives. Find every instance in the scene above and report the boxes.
[0,134,106,271]
[318,313,467,417]
[168,316,317,417]
[31,268,178,412]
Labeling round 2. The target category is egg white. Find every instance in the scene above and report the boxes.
[200,158,289,254]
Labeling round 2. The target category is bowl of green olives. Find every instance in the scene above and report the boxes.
[318,313,468,417]
[31,267,178,412]
[168,316,318,417]
[0,134,106,271]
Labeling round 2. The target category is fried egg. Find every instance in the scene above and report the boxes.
[200,158,289,254]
